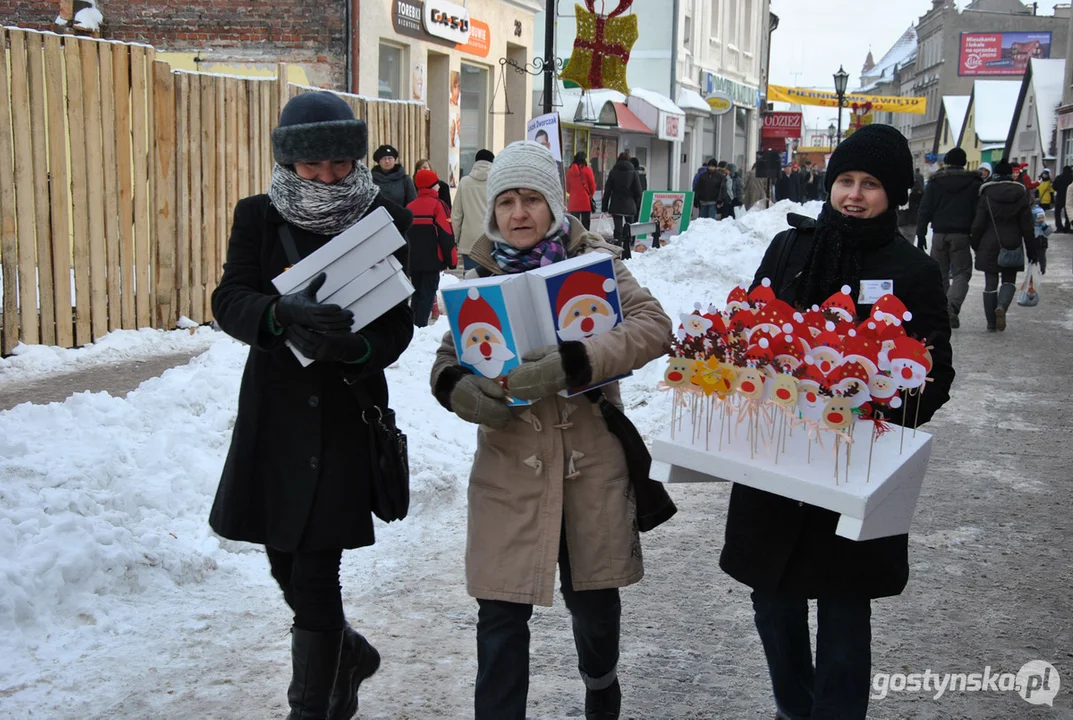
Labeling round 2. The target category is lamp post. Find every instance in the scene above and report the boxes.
[827,122,836,151]
[833,65,849,146]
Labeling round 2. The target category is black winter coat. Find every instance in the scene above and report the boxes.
[1053,170,1072,213]
[719,212,955,599]
[693,169,724,204]
[209,194,415,552]
[602,160,643,216]
[774,172,801,203]
[916,168,981,240]
[970,180,1039,273]
[371,165,418,209]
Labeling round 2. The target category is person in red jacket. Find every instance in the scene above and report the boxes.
[565,151,597,230]
[407,169,457,327]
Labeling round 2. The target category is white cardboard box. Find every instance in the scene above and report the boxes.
[650,419,932,541]
[271,207,404,299]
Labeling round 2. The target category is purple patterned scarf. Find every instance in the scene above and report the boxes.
[491,221,571,274]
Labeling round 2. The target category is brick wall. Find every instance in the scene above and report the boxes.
[0,0,348,89]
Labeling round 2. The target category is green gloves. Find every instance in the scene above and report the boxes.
[450,374,513,429]
[505,346,569,400]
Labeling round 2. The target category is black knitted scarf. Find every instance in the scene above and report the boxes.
[268,162,380,236]
[795,203,899,310]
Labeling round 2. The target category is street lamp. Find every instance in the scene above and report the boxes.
[833,65,849,146]
[827,122,836,150]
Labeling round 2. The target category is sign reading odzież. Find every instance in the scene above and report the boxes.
[761,112,802,139]
[767,85,927,115]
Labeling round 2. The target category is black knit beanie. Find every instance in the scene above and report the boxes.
[271,91,367,165]
[824,124,914,206]
[993,158,1013,176]
[944,147,967,168]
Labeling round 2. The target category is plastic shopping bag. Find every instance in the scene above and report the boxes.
[590,213,615,241]
[1017,263,1040,307]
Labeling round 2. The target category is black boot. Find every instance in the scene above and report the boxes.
[983,291,998,332]
[327,625,381,720]
[996,282,1016,331]
[288,628,343,720]
[585,679,621,719]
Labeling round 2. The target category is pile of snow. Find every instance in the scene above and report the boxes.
[0,199,821,699]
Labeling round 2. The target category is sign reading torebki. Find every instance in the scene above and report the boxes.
[761,112,802,139]
[392,0,491,57]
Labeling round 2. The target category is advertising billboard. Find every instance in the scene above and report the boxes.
[959,32,1051,76]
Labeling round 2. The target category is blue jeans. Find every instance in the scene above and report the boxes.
[474,528,621,719]
[699,202,718,219]
[751,590,872,720]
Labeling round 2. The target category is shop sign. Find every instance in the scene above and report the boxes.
[663,113,682,140]
[761,112,802,139]
[424,0,471,45]
[1057,111,1073,133]
[706,92,733,116]
[703,72,760,108]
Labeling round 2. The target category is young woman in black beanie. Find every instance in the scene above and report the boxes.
[210,91,415,719]
[718,124,956,720]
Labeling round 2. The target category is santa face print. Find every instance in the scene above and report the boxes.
[557,296,618,341]
[460,325,516,379]
[837,378,870,409]
[796,381,825,423]
[890,359,927,390]
[679,312,713,338]
[809,346,843,377]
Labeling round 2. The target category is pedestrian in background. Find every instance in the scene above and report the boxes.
[407,168,457,327]
[210,91,416,720]
[1032,203,1051,275]
[693,158,723,218]
[721,124,954,720]
[430,140,672,720]
[774,164,801,203]
[978,162,993,183]
[453,149,495,271]
[1036,169,1053,210]
[602,151,642,259]
[1053,165,1072,231]
[566,151,597,230]
[915,147,980,329]
[970,158,1039,332]
[631,156,648,193]
[907,166,925,228]
[414,158,453,211]
[728,163,745,214]
[371,144,417,208]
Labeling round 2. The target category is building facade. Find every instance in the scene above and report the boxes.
[357,0,540,187]
[1054,8,1073,170]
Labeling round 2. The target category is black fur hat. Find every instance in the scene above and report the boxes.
[271,91,367,165]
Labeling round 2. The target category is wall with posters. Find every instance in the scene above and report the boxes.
[357,0,540,187]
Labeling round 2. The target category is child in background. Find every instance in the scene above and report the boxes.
[1032,204,1051,275]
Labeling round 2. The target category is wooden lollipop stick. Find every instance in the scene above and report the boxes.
[899,389,907,454]
[866,423,876,483]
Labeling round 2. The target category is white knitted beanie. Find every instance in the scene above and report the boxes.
[483,140,565,243]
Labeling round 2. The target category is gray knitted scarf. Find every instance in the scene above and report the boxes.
[268,162,380,236]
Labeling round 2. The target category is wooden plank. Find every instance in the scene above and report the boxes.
[99,43,120,333]
[25,32,55,345]
[0,28,19,354]
[215,77,226,290]
[261,80,273,183]
[276,63,287,122]
[44,33,73,347]
[10,30,40,345]
[81,38,107,341]
[225,79,238,252]
[248,80,260,195]
[175,72,190,321]
[65,39,91,345]
[237,80,249,202]
[188,73,203,323]
[200,74,216,318]
[112,42,134,330]
[130,44,151,329]
[152,61,176,329]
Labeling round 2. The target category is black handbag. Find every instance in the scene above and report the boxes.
[278,223,410,523]
[584,389,677,532]
[349,382,410,523]
[985,197,1026,268]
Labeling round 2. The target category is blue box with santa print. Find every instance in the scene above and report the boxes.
[441,275,538,407]
[524,253,631,397]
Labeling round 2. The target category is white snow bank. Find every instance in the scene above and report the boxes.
[0,326,219,382]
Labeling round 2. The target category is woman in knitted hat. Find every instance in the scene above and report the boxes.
[210,90,415,719]
[429,140,672,719]
[718,124,955,720]
[970,158,1039,331]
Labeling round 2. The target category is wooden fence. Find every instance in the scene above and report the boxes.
[0,27,430,354]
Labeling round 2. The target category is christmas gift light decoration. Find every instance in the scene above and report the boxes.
[559,0,638,94]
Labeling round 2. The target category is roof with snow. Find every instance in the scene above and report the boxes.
[968,80,1023,143]
[677,87,712,114]
[857,26,917,93]
[560,88,627,125]
[943,96,970,144]
[629,87,686,117]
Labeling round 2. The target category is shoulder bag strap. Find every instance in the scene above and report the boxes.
[278,223,301,267]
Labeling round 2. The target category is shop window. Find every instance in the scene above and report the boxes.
[589,134,619,193]
[379,43,404,100]
[684,15,692,50]
[459,64,489,178]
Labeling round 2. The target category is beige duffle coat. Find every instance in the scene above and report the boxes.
[430,216,671,606]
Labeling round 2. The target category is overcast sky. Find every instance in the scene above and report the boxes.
[768,0,1066,134]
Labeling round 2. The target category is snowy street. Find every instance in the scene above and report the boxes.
[2,202,1071,719]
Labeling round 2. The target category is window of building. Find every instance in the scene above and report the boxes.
[459,63,489,178]
[710,0,721,39]
[684,15,692,50]
[379,43,404,99]
[742,0,752,52]
[726,0,737,41]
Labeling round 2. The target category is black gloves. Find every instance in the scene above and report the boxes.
[287,325,371,364]
[916,237,927,251]
[274,272,354,332]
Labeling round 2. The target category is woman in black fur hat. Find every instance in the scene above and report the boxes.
[719,124,955,720]
[210,90,415,720]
